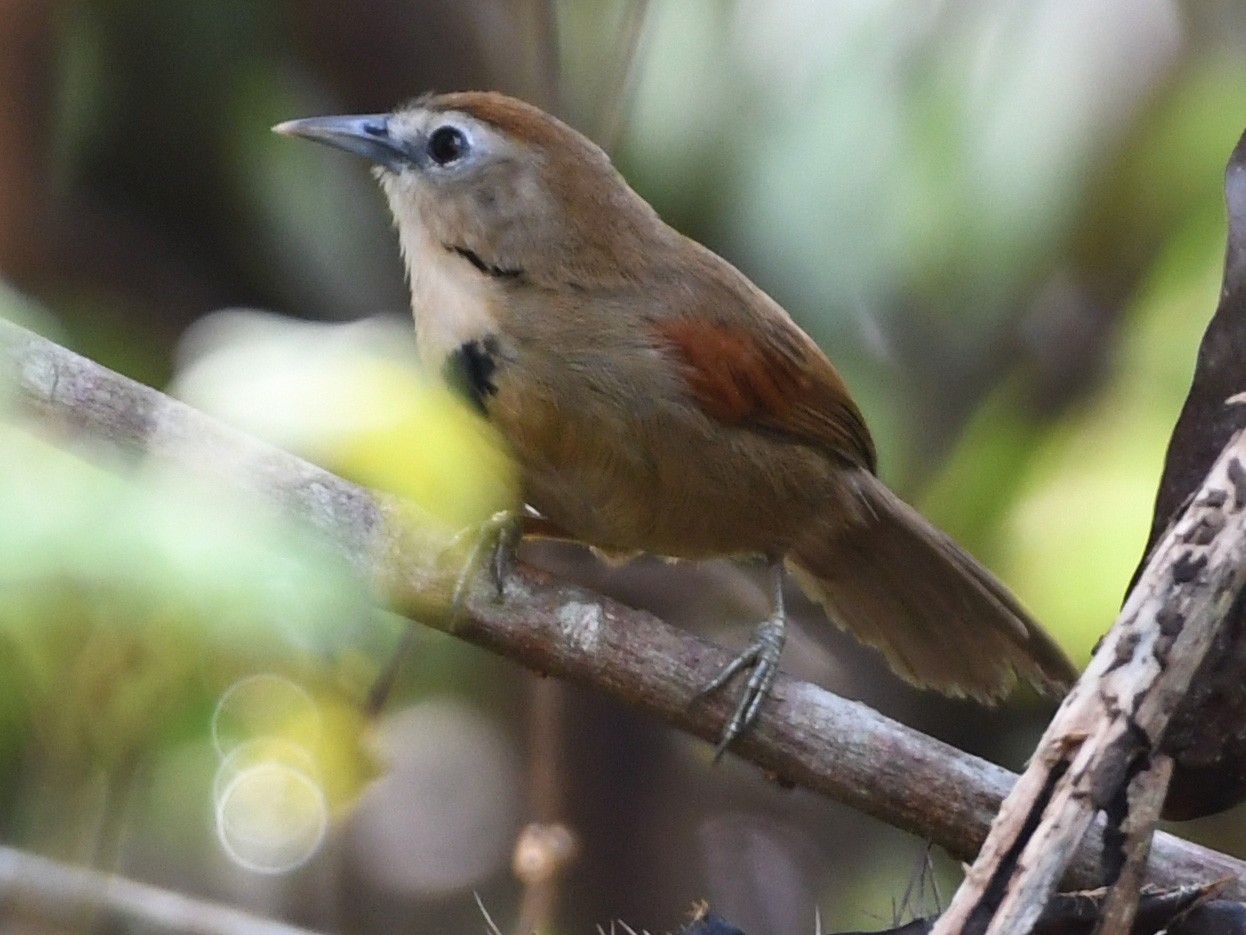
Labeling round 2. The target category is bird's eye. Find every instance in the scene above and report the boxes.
[428,125,469,166]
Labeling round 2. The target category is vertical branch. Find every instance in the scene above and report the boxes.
[512,678,577,935]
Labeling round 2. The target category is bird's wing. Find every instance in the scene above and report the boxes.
[655,313,877,473]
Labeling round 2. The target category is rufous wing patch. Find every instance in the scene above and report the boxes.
[656,317,877,472]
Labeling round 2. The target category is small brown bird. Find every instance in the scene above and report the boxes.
[276,92,1077,753]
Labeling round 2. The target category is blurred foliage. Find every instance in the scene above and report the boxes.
[0,382,381,850]
[3,0,1246,932]
[0,295,519,901]
[1002,207,1225,657]
[172,311,520,537]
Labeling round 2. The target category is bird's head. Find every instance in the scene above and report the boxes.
[275,91,663,285]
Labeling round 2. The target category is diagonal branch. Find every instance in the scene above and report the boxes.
[3,315,1245,897]
[932,424,1246,934]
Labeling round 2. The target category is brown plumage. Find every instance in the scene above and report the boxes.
[276,92,1078,747]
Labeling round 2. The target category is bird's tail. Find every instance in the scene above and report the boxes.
[788,473,1077,701]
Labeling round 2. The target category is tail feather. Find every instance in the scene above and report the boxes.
[789,473,1077,701]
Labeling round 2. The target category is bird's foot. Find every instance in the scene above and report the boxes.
[695,613,786,761]
[449,509,523,616]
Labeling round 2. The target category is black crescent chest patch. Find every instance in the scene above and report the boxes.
[443,336,501,415]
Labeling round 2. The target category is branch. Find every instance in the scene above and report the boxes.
[1133,129,1246,823]
[932,425,1246,934]
[0,845,326,934]
[3,315,1245,897]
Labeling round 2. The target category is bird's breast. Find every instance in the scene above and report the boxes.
[399,222,502,368]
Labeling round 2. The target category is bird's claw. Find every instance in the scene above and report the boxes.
[490,512,522,599]
[449,509,522,616]
[696,615,786,760]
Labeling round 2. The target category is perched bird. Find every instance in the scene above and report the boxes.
[275,91,1077,753]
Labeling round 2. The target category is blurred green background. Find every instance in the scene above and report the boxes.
[2,0,1245,933]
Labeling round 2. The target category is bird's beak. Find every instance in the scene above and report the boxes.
[273,114,413,173]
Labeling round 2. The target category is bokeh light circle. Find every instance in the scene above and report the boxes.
[211,673,320,758]
[212,736,320,806]
[214,761,328,874]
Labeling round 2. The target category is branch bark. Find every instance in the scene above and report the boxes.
[3,315,1246,899]
[932,425,1246,934]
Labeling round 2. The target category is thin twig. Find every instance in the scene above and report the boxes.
[476,891,507,935]
[513,677,572,935]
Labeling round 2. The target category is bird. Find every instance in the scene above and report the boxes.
[275,91,1078,755]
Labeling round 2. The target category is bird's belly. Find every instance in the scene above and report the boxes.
[492,390,845,559]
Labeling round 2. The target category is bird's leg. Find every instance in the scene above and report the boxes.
[696,559,787,759]
[448,508,578,612]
